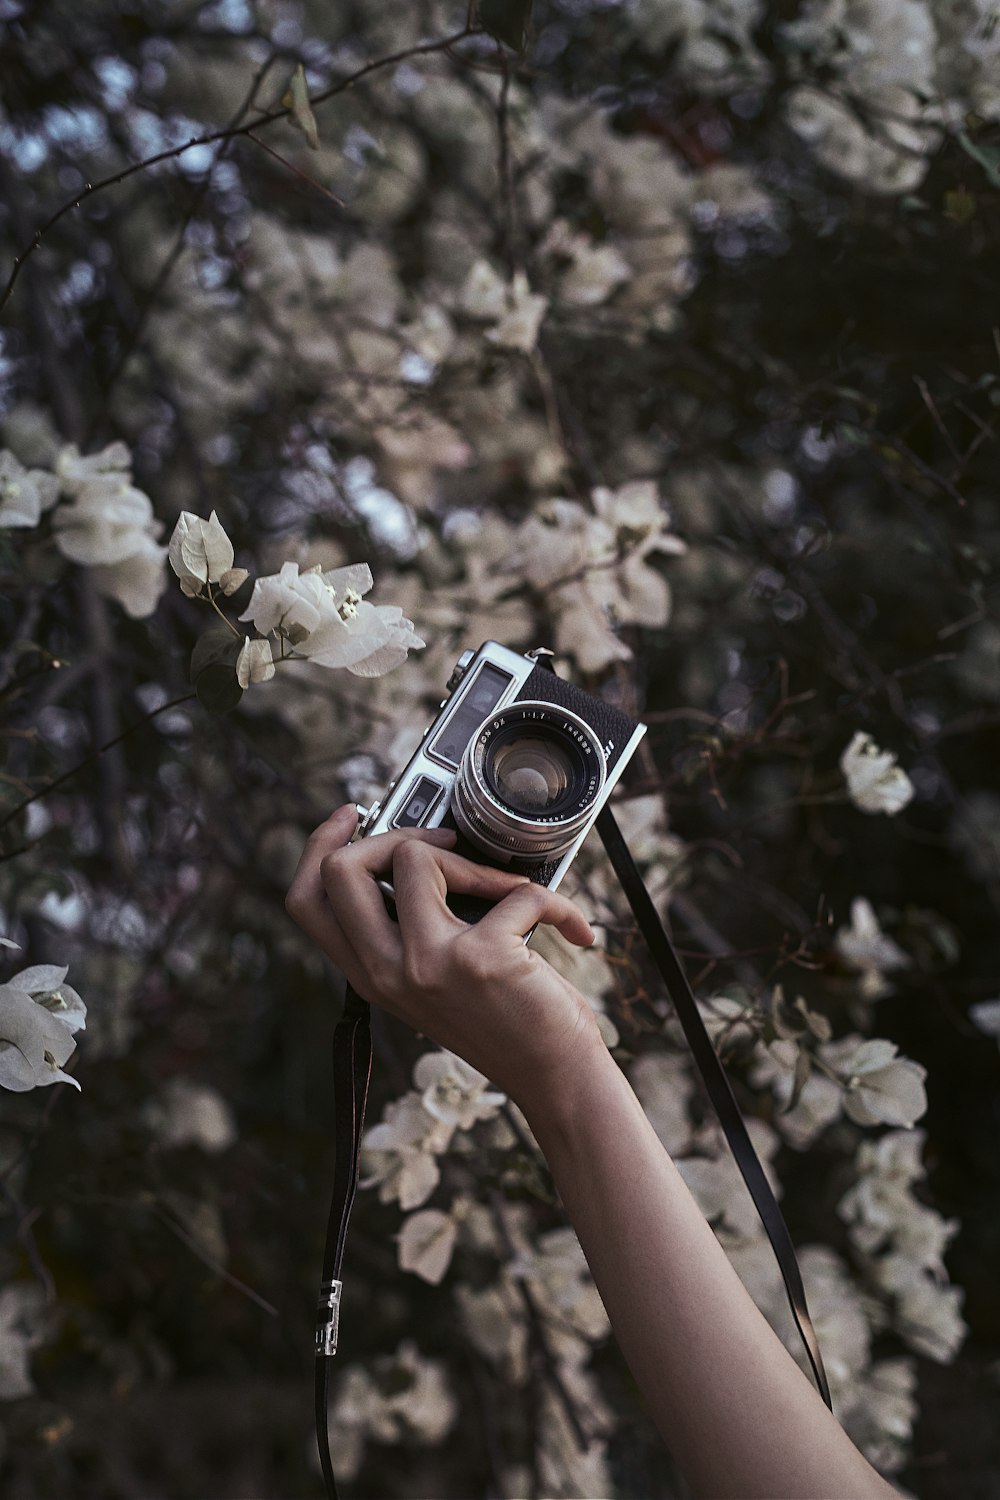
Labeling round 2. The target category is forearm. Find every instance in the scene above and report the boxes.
[522,1042,900,1500]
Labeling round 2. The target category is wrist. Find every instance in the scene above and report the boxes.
[516,1026,624,1153]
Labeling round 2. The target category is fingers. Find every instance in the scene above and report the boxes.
[475,879,596,948]
[391,841,531,948]
[285,803,358,927]
[302,823,461,992]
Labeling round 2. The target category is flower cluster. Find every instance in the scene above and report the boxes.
[168,511,424,689]
[1,440,167,617]
[0,953,86,1093]
[840,732,915,816]
[509,481,688,672]
[839,1130,965,1362]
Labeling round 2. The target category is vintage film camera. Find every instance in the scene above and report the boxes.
[352,641,647,905]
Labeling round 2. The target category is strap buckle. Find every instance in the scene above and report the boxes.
[316,1278,343,1356]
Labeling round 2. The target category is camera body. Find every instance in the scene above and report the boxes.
[354,642,646,910]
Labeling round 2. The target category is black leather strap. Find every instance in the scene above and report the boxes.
[315,983,373,1500]
[596,805,832,1410]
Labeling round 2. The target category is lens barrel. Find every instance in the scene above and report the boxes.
[451,701,606,862]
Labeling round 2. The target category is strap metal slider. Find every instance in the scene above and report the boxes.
[315,1278,343,1356]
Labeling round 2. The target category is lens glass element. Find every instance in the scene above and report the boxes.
[487,734,579,814]
[451,701,607,864]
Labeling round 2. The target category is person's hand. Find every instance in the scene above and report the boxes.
[285,803,606,1110]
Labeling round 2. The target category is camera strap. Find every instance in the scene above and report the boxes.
[315,983,372,1500]
[595,806,832,1411]
[314,815,832,1499]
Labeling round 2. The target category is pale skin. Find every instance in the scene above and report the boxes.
[286,805,902,1500]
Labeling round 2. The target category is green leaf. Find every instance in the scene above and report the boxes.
[479,0,532,52]
[190,627,244,713]
[944,187,976,224]
[190,626,242,683]
[956,129,1000,187]
[194,663,244,715]
[782,1050,812,1116]
[281,62,320,150]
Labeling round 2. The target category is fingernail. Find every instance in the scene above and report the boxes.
[333,803,358,820]
[427,827,458,841]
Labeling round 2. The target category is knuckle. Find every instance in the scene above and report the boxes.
[517,881,549,917]
[318,848,348,886]
[392,837,430,873]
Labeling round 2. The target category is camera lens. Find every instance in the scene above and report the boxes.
[486,733,582,814]
[451,702,606,864]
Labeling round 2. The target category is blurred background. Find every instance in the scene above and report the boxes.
[1,1,999,1496]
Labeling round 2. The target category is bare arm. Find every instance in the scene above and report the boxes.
[524,1044,898,1500]
[286,807,900,1500]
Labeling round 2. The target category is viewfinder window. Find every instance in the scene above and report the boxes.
[429,663,513,769]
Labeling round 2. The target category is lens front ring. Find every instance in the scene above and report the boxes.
[451,701,606,862]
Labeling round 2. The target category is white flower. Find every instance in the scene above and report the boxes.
[145,1078,237,1152]
[361,1090,454,1209]
[510,1226,610,1343]
[167,509,235,587]
[412,1049,505,1130]
[749,1038,844,1149]
[329,1340,458,1480]
[629,1052,695,1156]
[487,272,549,354]
[843,1358,918,1475]
[797,1246,872,1392]
[509,482,686,671]
[235,636,275,688]
[459,258,508,320]
[838,1129,927,1253]
[0,964,86,1093]
[896,1277,966,1362]
[825,1036,927,1127]
[839,1129,958,1281]
[238,560,423,676]
[89,531,169,619]
[456,1279,529,1377]
[558,238,631,307]
[969,998,1000,1048]
[835,897,911,999]
[55,481,158,557]
[397,1207,458,1284]
[0,450,59,528]
[55,439,131,492]
[0,1283,48,1399]
[51,445,167,618]
[677,1121,781,1239]
[840,731,915,815]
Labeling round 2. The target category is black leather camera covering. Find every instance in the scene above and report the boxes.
[441,663,641,925]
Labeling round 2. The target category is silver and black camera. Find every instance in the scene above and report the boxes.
[353,642,647,910]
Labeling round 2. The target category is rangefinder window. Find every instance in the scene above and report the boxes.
[428,662,513,769]
[390,775,444,829]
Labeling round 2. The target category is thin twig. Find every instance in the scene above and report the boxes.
[86,52,280,433]
[489,1191,594,1455]
[0,27,476,315]
[246,131,346,205]
[0,692,197,839]
[151,1203,280,1317]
